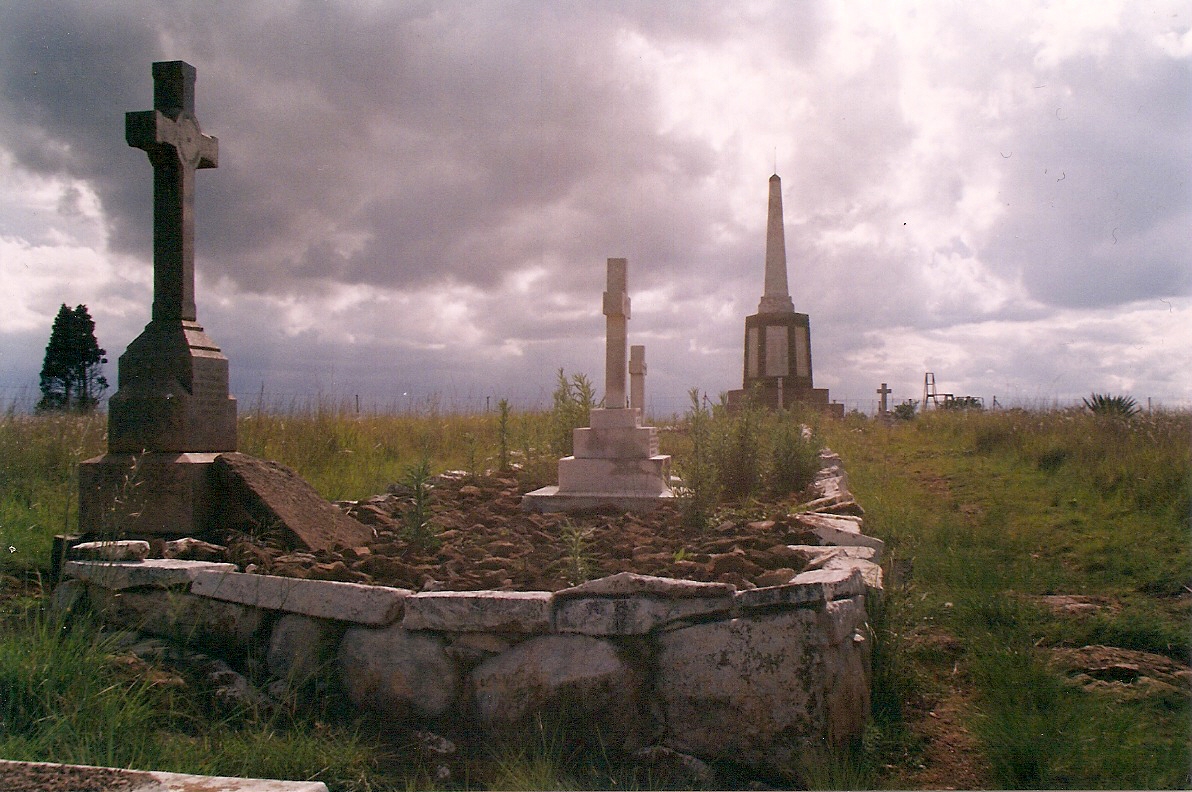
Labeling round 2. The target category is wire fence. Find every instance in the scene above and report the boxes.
[4,382,1188,419]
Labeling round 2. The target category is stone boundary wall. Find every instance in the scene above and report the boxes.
[55,450,883,779]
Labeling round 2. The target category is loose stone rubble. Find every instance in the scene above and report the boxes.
[56,452,883,782]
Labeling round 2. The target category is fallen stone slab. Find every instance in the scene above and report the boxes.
[402,590,553,632]
[821,555,884,591]
[213,452,374,551]
[734,567,866,612]
[65,558,237,590]
[0,759,329,791]
[555,594,734,635]
[69,539,150,561]
[792,512,885,558]
[191,570,410,626]
[555,572,735,599]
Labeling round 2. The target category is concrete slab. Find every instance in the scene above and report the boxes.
[65,558,236,590]
[402,590,553,632]
[0,759,329,791]
[191,570,411,626]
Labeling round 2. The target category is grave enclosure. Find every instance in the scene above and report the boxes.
[55,60,883,783]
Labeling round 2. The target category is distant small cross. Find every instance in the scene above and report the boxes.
[876,382,893,413]
[126,61,218,323]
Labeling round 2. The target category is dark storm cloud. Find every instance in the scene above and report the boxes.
[1,0,746,300]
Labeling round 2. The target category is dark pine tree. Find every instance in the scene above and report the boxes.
[37,304,108,412]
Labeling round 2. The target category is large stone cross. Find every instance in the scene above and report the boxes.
[126,61,218,323]
[876,382,892,414]
[603,258,630,409]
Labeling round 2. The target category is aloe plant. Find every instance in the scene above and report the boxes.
[1082,393,1141,418]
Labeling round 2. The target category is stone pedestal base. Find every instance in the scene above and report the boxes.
[521,486,676,513]
[107,320,237,453]
[77,452,235,536]
[726,385,844,418]
[521,408,673,513]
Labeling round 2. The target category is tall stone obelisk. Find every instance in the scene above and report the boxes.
[78,61,238,536]
[758,174,795,315]
[728,174,841,416]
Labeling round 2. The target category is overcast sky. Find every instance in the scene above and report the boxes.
[2,1,1189,414]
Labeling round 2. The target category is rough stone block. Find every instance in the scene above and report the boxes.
[555,595,733,635]
[402,591,552,633]
[77,451,224,536]
[65,558,236,590]
[212,452,374,551]
[469,634,651,750]
[191,570,410,625]
[89,586,262,648]
[338,624,459,720]
[657,608,869,772]
[267,613,345,685]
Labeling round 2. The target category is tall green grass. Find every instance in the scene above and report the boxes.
[0,412,105,574]
[822,407,1192,789]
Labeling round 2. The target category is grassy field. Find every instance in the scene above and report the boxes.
[0,403,1188,789]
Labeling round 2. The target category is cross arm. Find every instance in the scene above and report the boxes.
[126,110,218,169]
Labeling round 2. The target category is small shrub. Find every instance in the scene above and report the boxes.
[549,369,596,457]
[716,404,762,500]
[399,457,437,550]
[892,400,918,421]
[766,420,818,498]
[496,398,511,472]
[676,388,719,531]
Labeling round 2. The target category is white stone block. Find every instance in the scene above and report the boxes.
[191,570,410,625]
[557,455,671,495]
[587,407,642,429]
[402,590,552,632]
[572,425,659,458]
[65,558,236,590]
